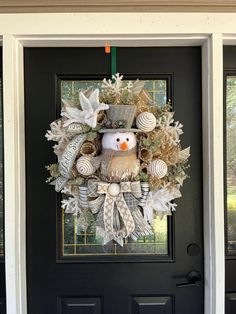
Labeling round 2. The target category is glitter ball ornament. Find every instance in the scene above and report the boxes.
[136,112,156,132]
[147,159,168,178]
[76,156,95,176]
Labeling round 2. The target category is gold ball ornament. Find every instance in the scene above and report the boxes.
[76,156,95,176]
[147,159,168,178]
[136,112,156,132]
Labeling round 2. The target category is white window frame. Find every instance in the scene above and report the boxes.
[0,12,231,314]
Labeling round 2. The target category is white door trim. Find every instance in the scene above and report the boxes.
[0,12,230,314]
[202,34,225,314]
[3,35,26,314]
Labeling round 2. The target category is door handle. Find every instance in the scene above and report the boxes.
[175,270,201,288]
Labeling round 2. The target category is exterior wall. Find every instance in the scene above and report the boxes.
[0,12,232,314]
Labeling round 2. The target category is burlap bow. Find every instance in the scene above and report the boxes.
[88,180,142,240]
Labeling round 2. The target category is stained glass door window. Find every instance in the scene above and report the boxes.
[60,78,170,257]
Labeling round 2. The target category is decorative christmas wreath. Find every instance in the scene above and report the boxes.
[46,74,190,246]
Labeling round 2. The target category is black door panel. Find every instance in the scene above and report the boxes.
[24,47,203,314]
[132,296,172,314]
[58,297,101,314]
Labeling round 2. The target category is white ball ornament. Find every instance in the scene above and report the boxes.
[76,156,95,176]
[147,159,168,178]
[136,112,156,132]
[108,183,121,197]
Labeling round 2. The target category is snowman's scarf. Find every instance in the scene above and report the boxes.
[102,146,137,159]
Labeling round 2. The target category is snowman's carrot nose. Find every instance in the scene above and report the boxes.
[120,141,128,151]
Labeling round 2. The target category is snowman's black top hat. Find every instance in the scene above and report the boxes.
[99,104,142,133]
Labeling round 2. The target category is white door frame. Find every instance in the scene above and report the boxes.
[0,12,231,314]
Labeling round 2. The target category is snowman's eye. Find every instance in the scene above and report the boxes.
[126,138,129,142]
[116,138,120,142]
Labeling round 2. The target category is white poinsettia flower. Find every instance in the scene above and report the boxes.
[62,89,109,128]
[147,189,177,212]
[141,188,178,224]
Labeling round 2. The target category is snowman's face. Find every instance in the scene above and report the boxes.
[102,132,137,151]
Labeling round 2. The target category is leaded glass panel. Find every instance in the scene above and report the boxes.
[60,79,169,256]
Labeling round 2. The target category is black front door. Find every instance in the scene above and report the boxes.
[24,47,203,314]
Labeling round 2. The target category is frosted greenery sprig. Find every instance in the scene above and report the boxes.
[45,164,60,183]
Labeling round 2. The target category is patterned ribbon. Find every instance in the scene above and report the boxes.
[51,134,87,192]
[96,181,141,239]
[59,134,87,179]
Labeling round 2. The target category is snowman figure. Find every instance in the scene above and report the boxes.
[99,131,140,182]
[76,104,167,182]
[76,104,142,181]
[72,106,139,243]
